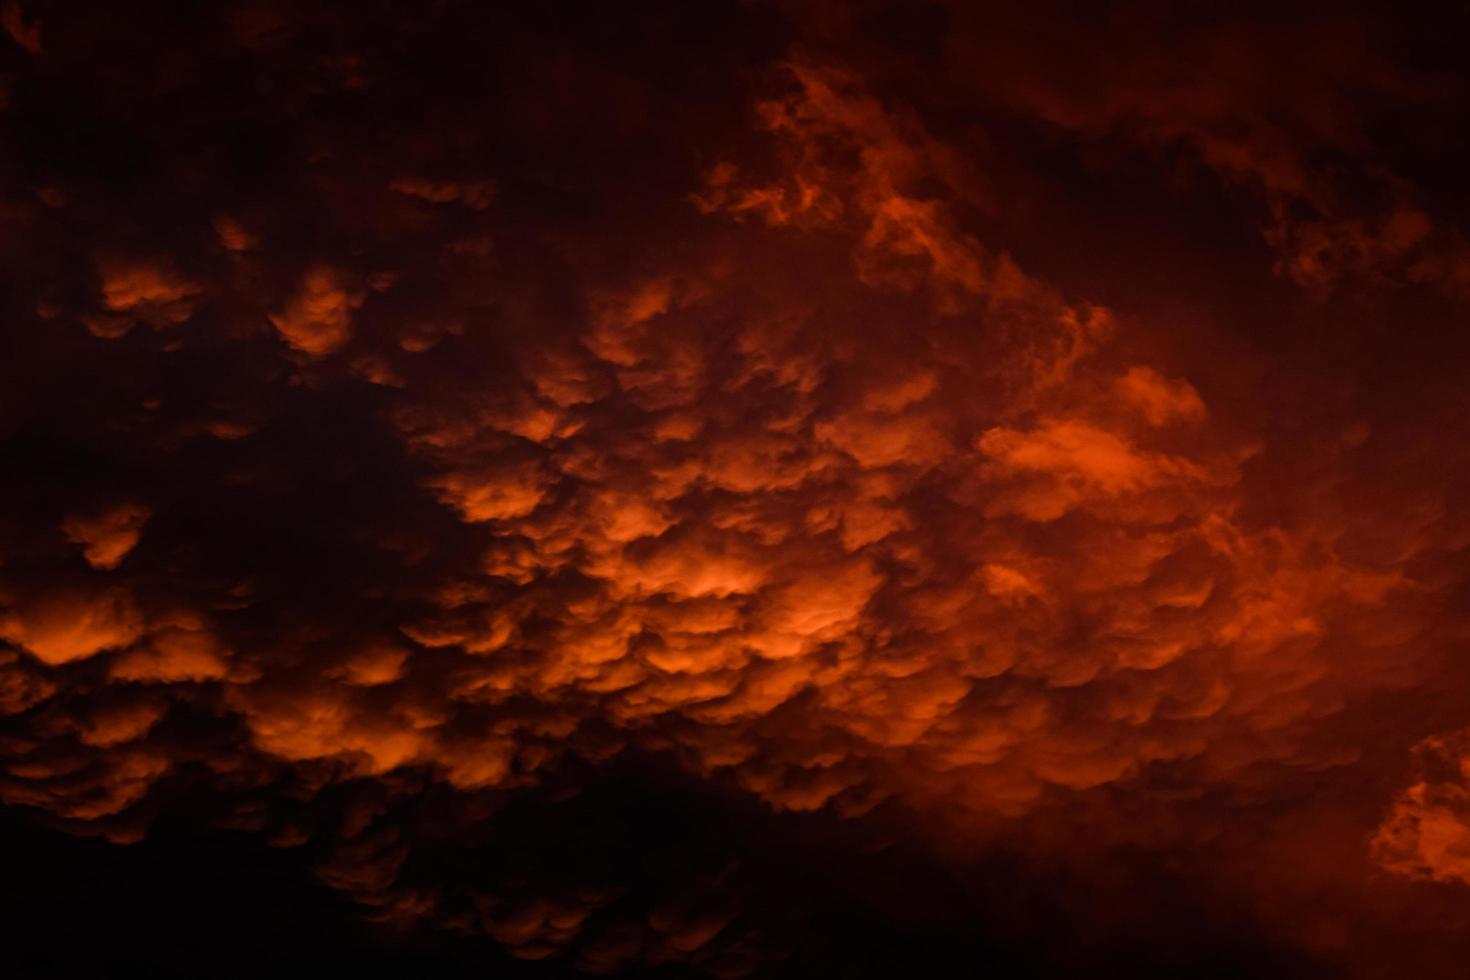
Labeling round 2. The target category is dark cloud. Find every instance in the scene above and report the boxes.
[4,1,1470,977]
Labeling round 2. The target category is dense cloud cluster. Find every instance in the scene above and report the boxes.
[3,2,1470,976]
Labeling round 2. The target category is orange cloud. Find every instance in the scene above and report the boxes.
[6,10,1470,976]
[1374,728,1470,885]
[61,502,151,570]
[1116,366,1209,427]
[269,267,362,355]
[1,586,145,665]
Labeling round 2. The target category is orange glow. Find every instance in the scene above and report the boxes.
[5,4,1470,977]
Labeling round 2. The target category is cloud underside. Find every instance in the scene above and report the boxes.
[3,3,1470,975]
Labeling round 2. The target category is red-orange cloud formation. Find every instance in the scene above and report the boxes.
[3,2,1470,976]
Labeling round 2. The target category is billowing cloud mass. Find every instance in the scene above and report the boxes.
[3,2,1470,977]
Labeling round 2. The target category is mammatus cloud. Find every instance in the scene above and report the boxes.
[270,267,363,356]
[3,2,1470,976]
[61,502,150,570]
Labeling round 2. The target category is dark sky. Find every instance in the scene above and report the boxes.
[3,2,1470,977]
